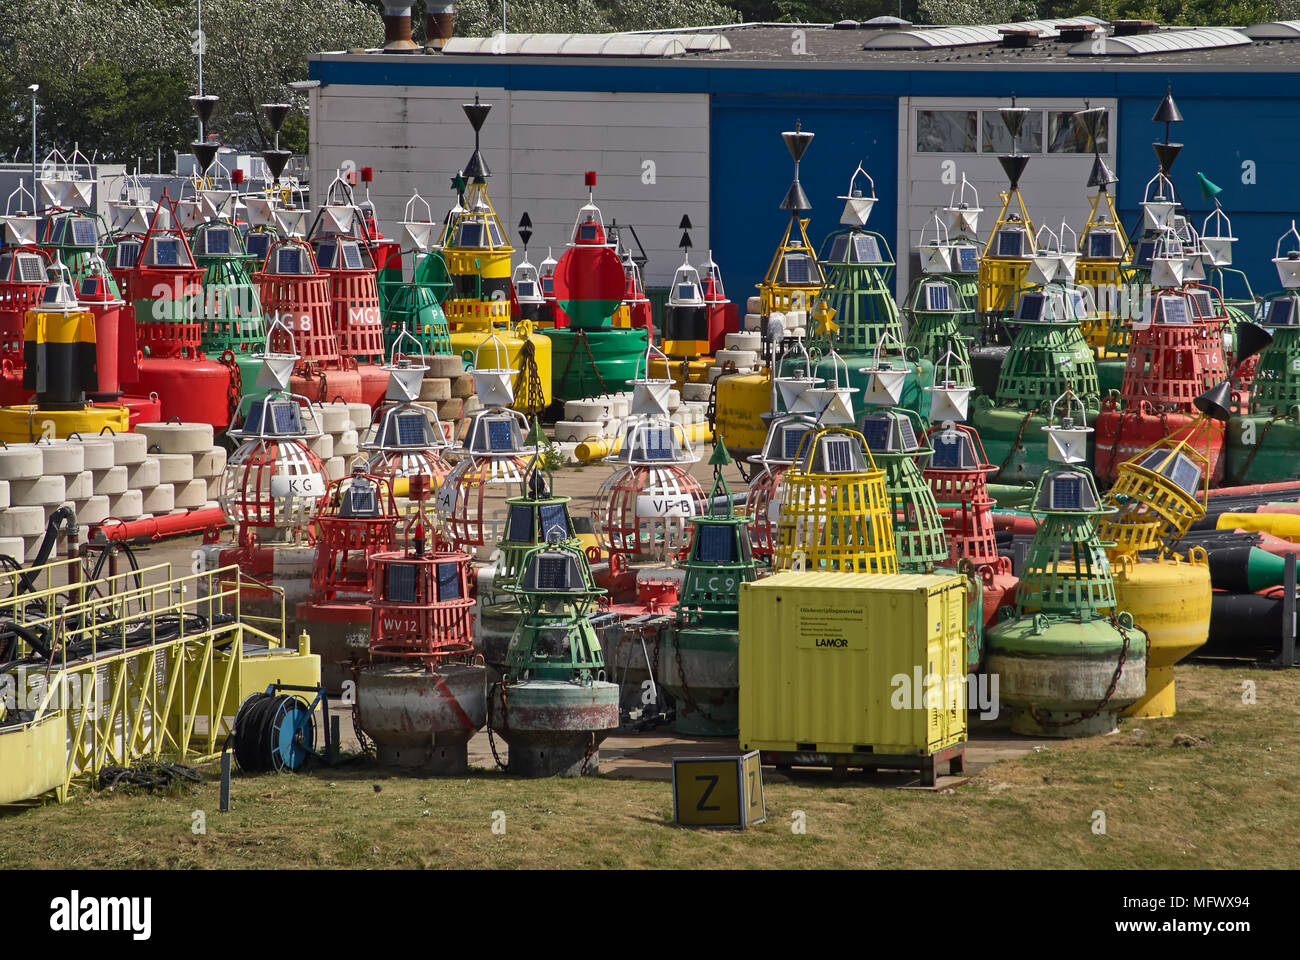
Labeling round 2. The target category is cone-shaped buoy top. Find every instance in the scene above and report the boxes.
[781,180,812,212]
[1152,141,1183,175]
[1233,320,1274,365]
[1000,105,1028,141]
[1193,380,1233,423]
[519,211,532,230]
[1152,88,1183,125]
[1197,172,1223,201]
[680,231,692,249]
[191,141,220,173]
[998,154,1030,191]
[782,121,814,163]
[189,94,219,126]
[262,149,292,182]
[709,440,733,468]
[261,103,291,134]
[519,227,533,248]
[462,95,491,181]
[463,95,491,131]
[526,416,545,448]
[1073,105,1106,143]
[1088,155,1116,188]
[679,214,693,230]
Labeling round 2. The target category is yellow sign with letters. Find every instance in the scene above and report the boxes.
[672,751,766,829]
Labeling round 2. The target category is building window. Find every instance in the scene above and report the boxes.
[1049,110,1107,153]
[981,110,1043,154]
[916,110,976,153]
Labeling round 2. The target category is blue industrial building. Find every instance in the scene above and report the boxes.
[310,19,1300,302]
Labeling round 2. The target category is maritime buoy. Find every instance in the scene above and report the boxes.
[489,539,619,777]
[355,474,487,772]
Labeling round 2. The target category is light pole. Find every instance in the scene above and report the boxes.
[27,84,38,207]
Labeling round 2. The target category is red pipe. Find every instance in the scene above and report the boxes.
[91,507,227,543]
[993,514,1039,534]
[1207,481,1300,499]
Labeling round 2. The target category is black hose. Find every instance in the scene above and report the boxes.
[17,506,77,595]
[232,693,313,773]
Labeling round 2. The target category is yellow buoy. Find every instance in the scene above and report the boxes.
[1110,551,1211,718]
[714,372,772,457]
[0,404,130,443]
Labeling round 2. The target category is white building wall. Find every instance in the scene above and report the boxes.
[311,85,710,287]
[896,96,1118,293]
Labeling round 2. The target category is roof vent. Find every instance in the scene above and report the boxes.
[999,27,1040,47]
[1113,19,1157,36]
[832,19,860,30]
[1057,25,1096,43]
[864,16,910,28]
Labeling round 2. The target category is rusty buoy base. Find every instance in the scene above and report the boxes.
[356,662,487,773]
[492,679,619,777]
[295,600,370,694]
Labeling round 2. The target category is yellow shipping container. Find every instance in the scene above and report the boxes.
[739,571,968,783]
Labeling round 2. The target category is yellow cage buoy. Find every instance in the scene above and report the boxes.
[773,425,897,574]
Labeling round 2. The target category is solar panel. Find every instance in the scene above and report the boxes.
[860,417,891,452]
[116,242,140,269]
[783,255,812,283]
[534,555,570,590]
[1271,298,1296,327]
[277,247,303,274]
[487,418,514,452]
[539,503,569,540]
[1169,454,1202,494]
[897,417,919,450]
[71,219,96,246]
[206,228,232,255]
[930,432,971,469]
[17,255,45,283]
[956,246,979,273]
[395,412,428,446]
[1088,232,1115,258]
[677,283,697,299]
[241,403,263,435]
[459,222,484,246]
[78,277,98,298]
[247,234,271,259]
[823,436,855,471]
[854,235,882,263]
[696,524,737,563]
[1050,474,1082,509]
[1018,291,1045,322]
[997,229,1023,257]
[924,283,952,312]
[1135,241,1156,269]
[517,280,536,298]
[314,243,336,269]
[1158,296,1188,324]
[577,224,598,242]
[642,428,673,460]
[436,562,462,601]
[782,425,810,460]
[829,235,850,262]
[342,243,364,269]
[488,222,505,246]
[152,238,180,267]
[271,401,303,434]
[1187,291,1212,320]
[541,277,554,295]
[342,481,378,517]
[507,503,534,541]
[385,562,418,602]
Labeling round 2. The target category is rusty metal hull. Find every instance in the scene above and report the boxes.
[986,647,1147,738]
[356,662,487,773]
[491,679,619,777]
[295,600,370,694]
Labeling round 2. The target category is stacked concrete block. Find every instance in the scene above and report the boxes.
[134,422,226,513]
[741,295,807,340]
[307,401,366,481]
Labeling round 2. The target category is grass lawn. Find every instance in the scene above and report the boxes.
[0,663,1295,869]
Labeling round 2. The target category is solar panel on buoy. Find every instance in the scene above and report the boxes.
[395,411,428,446]
[436,562,462,601]
[535,555,569,590]
[540,503,569,540]
[697,525,736,563]
[782,425,811,460]
[386,563,418,602]
[487,419,514,451]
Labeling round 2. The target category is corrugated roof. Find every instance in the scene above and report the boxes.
[862,17,1105,50]
[1243,20,1300,39]
[442,32,730,57]
[1068,26,1250,55]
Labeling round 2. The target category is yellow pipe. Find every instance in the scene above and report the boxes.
[1216,512,1300,541]
[575,421,714,463]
